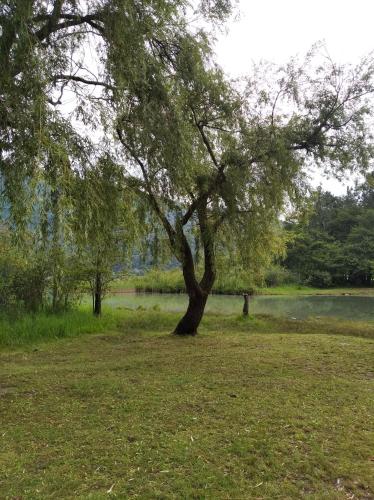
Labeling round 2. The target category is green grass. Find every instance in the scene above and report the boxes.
[112,269,374,296]
[256,284,374,296]
[0,309,374,498]
[0,309,121,348]
[1,307,374,349]
[256,285,374,296]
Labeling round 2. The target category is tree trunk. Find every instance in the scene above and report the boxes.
[173,289,208,336]
[173,202,217,335]
[93,271,102,316]
[172,225,214,335]
[52,277,58,311]
[243,293,250,316]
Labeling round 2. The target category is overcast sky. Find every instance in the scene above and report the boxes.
[213,0,374,194]
[215,0,374,72]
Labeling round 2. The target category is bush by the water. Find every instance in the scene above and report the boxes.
[264,265,298,287]
[306,270,333,288]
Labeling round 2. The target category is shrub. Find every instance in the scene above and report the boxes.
[306,270,333,288]
[264,265,297,287]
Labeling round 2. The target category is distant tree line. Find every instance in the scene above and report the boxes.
[284,180,374,288]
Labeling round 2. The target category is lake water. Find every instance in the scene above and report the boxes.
[105,293,374,322]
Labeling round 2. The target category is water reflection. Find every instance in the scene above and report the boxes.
[105,293,374,322]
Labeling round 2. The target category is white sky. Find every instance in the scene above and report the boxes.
[215,0,374,72]
[213,0,374,194]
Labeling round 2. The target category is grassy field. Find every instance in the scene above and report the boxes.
[111,269,374,296]
[1,309,374,498]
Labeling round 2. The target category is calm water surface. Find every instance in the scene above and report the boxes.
[105,293,374,322]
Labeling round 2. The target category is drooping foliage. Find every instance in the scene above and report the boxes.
[0,0,233,214]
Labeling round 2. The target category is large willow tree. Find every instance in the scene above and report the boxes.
[110,38,374,334]
[1,1,374,334]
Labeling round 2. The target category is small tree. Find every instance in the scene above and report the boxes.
[71,156,138,315]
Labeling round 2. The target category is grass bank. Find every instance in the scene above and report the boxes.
[112,269,374,296]
[0,311,373,498]
[1,307,374,349]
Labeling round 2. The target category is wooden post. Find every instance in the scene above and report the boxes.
[243,293,250,316]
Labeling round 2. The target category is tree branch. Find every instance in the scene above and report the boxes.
[198,202,216,292]
[116,126,177,245]
[33,13,105,41]
[52,74,116,91]
[191,107,220,169]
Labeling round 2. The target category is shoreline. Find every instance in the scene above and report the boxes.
[109,287,374,297]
